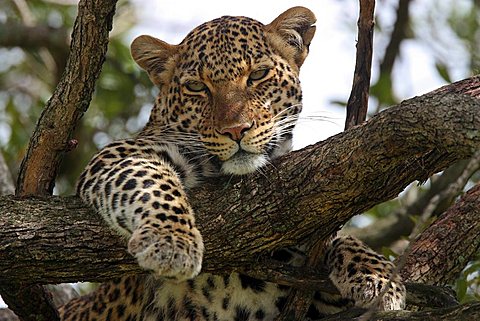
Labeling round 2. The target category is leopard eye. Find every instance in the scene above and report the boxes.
[185,81,207,93]
[248,68,270,83]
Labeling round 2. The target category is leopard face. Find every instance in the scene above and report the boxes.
[131,7,316,175]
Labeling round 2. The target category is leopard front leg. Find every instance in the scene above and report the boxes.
[127,211,203,280]
[324,236,406,311]
[77,140,203,281]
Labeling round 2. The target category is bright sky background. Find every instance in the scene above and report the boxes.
[127,0,471,149]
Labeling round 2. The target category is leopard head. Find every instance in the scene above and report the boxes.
[131,7,316,175]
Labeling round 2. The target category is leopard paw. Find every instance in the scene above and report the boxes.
[128,225,204,281]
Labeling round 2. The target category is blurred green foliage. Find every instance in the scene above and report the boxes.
[0,0,153,194]
[456,258,480,303]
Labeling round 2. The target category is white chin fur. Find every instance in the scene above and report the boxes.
[221,153,267,175]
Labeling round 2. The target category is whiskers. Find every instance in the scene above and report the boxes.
[258,157,277,183]
[273,108,336,138]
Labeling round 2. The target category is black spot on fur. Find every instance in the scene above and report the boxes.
[347,263,358,278]
[156,213,167,221]
[143,179,155,188]
[116,304,126,318]
[234,306,250,321]
[106,307,113,320]
[184,297,197,319]
[160,184,171,191]
[140,192,151,203]
[202,286,212,302]
[134,170,147,177]
[172,206,184,214]
[115,169,133,187]
[123,179,137,190]
[306,305,324,320]
[222,296,230,310]
[255,309,265,320]
[90,160,105,175]
[201,307,210,318]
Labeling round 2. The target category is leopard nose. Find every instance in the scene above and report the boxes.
[219,123,252,142]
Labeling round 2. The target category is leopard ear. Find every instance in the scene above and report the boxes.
[265,6,316,69]
[131,35,178,85]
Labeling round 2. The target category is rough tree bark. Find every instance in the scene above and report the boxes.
[401,183,480,285]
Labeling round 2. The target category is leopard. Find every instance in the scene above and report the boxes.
[59,6,406,321]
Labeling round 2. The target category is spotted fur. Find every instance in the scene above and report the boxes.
[61,7,405,320]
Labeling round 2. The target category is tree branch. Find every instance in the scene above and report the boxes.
[1,75,479,285]
[0,22,69,82]
[371,0,412,109]
[345,0,375,129]
[401,182,480,285]
[343,158,472,250]
[0,22,68,56]
[319,301,480,321]
[378,0,412,78]
[15,0,118,196]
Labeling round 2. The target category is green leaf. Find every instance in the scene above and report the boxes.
[456,278,468,301]
[381,247,398,260]
[435,63,452,83]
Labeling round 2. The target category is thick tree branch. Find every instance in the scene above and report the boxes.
[0,285,78,321]
[0,22,70,81]
[1,75,479,286]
